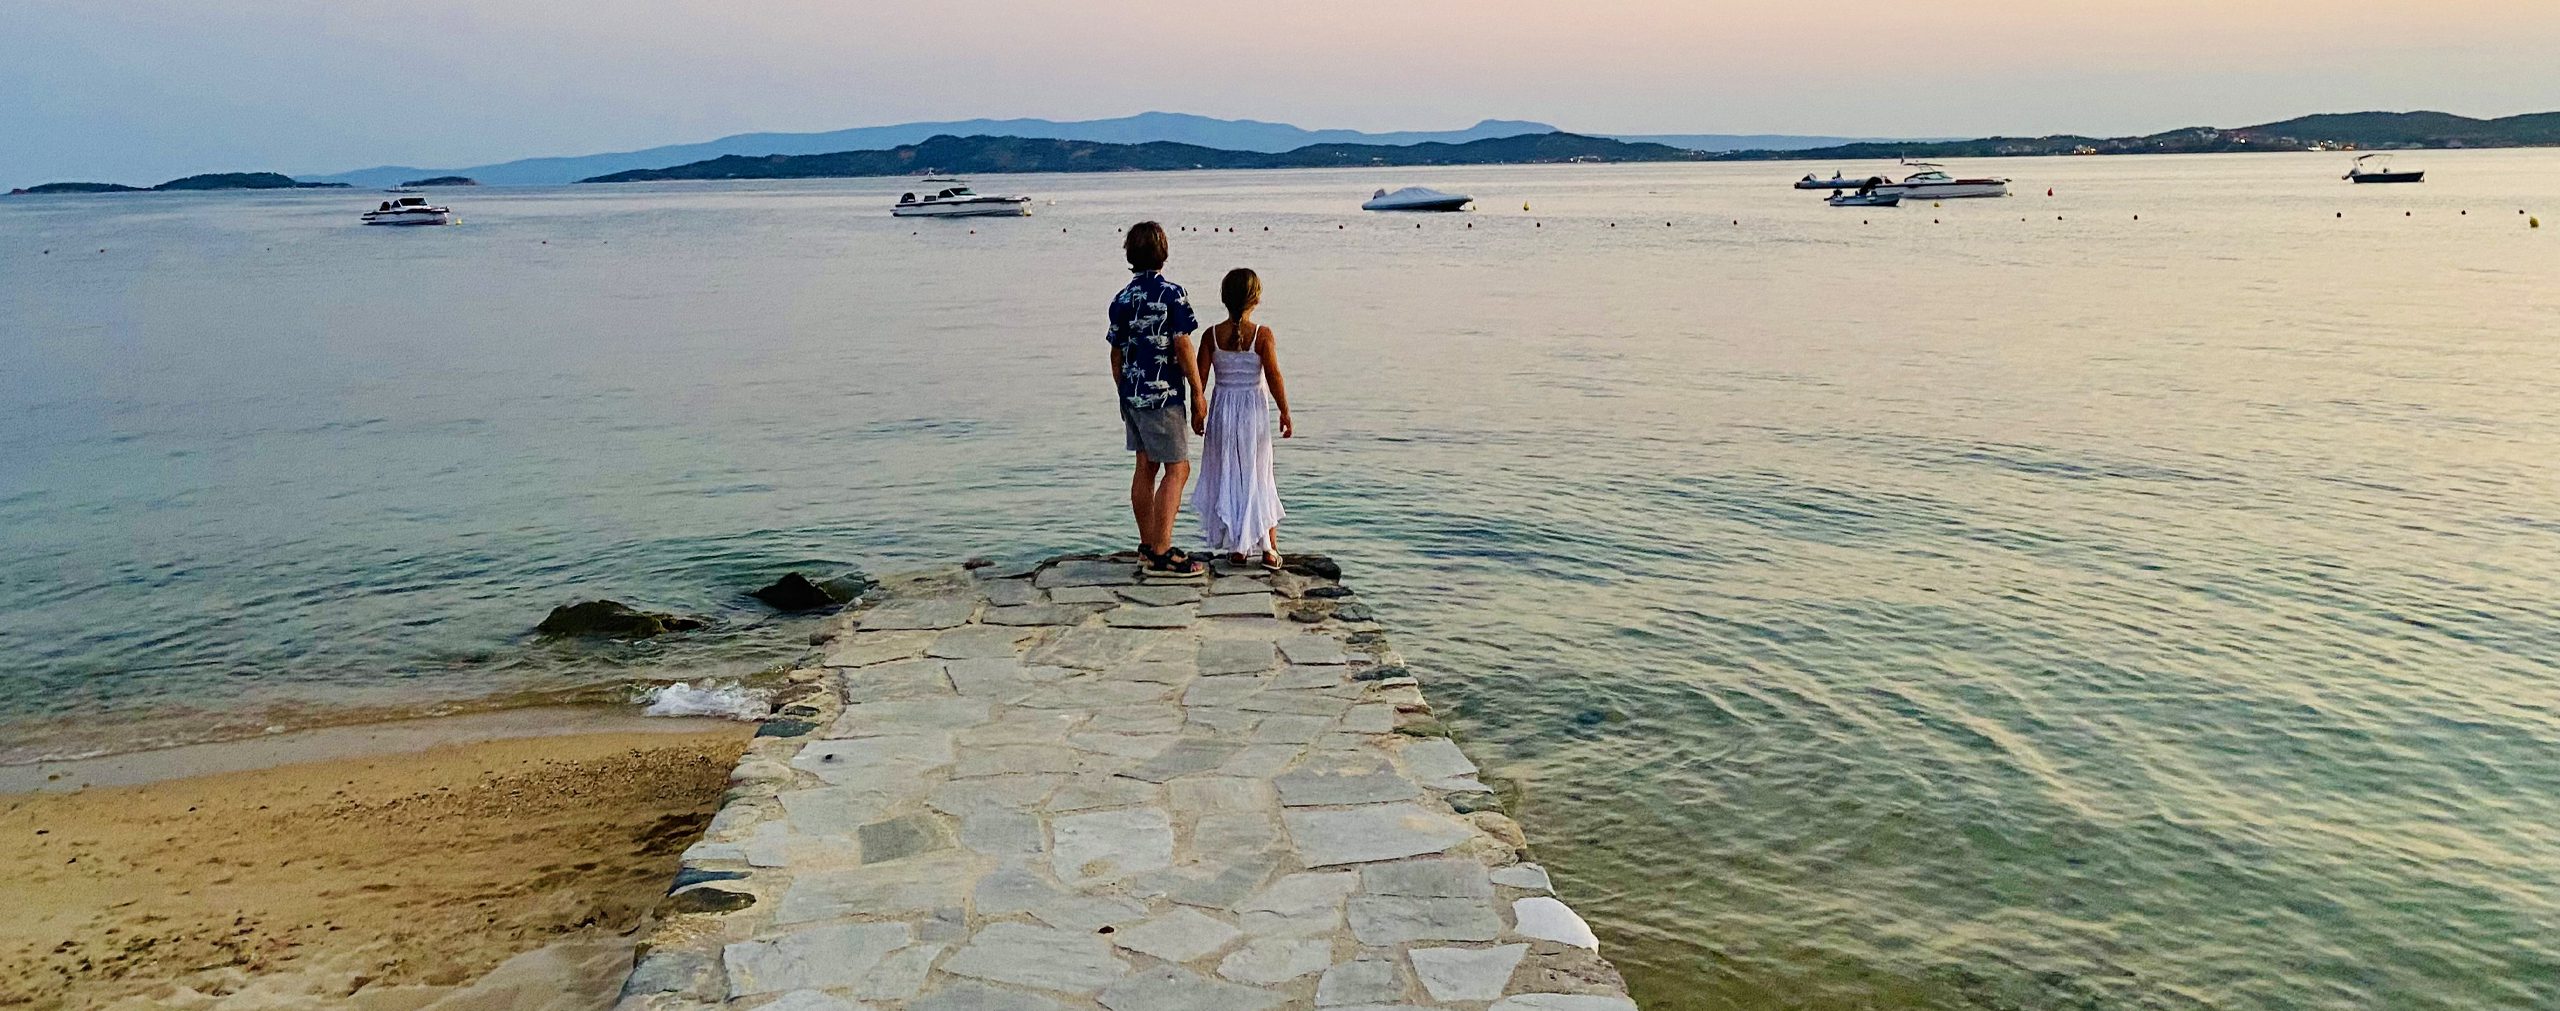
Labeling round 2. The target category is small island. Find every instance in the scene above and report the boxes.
[7,171,349,196]
[401,175,479,187]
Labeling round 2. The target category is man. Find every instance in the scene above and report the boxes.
[1105,221,1208,577]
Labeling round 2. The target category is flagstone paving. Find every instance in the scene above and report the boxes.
[615,554,1636,1011]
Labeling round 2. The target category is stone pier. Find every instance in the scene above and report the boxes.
[616,554,1637,1011]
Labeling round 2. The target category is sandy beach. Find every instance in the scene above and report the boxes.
[0,711,751,1011]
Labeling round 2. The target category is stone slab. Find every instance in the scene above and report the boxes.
[1347,894,1504,944]
[1097,965,1286,1011]
[1411,943,1529,1001]
[1199,593,1278,618]
[1111,906,1244,964]
[1052,806,1175,885]
[1035,559,1142,588]
[1283,804,1474,867]
[723,921,910,997]
[859,598,977,631]
[939,922,1132,995]
[1198,638,1279,676]
[1512,896,1601,950]
[1105,604,1197,629]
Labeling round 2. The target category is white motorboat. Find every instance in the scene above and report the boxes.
[1361,186,1473,212]
[892,184,1032,218]
[1870,163,2010,200]
[360,195,452,226]
[1826,190,1902,207]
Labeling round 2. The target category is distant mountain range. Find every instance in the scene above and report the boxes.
[579,133,1700,183]
[307,112,1880,187]
[1712,110,2560,161]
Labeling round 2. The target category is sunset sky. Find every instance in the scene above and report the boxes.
[6,0,2556,184]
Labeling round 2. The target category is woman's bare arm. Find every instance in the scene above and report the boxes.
[1258,326,1292,439]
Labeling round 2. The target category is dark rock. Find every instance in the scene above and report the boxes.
[1283,555,1343,581]
[1346,630,1387,646]
[1446,791,1501,814]
[1285,605,1328,624]
[1304,585,1354,599]
[755,719,817,738]
[670,868,748,890]
[963,557,995,569]
[1396,716,1452,738]
[535,600,706,638]
[664,885,757,915]
[749,571,853,612]
[1333,602,1376,622]
[1353,664,1411,682]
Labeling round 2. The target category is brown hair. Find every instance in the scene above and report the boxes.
[1220,267,1261,320]
[1124,221,1168,272]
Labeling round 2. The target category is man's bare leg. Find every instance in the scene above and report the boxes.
[1130,456,1163,554]
[1149,461,1191,555]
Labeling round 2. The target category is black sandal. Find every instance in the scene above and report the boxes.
[1141,545,1205,577]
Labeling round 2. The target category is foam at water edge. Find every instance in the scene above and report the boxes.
[639,681,770,721]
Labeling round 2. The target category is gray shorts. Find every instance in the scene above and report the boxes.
[1122,403,1190,464]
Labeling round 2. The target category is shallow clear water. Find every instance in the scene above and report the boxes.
[5,152,2558,1008]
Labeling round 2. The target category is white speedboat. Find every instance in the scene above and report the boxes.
[1795,173,1877,190]
[892,185,1032,218]
[1362,186,1473,212]
[1871,163,2010,200]
[360,195,452,226]
[1827,190,1901,207]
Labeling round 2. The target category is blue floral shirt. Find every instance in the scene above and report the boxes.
[1106,271,1199,411]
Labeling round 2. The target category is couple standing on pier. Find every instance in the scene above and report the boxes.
[1106,221,1295,578]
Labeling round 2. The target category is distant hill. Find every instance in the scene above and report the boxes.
[308,112,1874,187]
[579,132,1701,183]
[1711,110,2560,161]
[9,172,349,196]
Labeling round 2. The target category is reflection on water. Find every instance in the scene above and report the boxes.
[5,152,2558,1008]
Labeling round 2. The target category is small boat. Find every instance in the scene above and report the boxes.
[1361,186,1473,212]
[361,195,452,226]
[892,184,1033,218]
[1795,173,1871,190]
[1871,163,2010,200]
[1826,190,1901,207]
[2344,154,2424,184]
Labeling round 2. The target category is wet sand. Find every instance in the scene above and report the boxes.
[0,711,752,1010]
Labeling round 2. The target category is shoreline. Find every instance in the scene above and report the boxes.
[0,704,750,795]
[0,712,753,1010]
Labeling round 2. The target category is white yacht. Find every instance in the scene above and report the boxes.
[1361,186,1473,212]
[892,184,1032,218]
[360,195,452,226]
[1871,163,2010,200]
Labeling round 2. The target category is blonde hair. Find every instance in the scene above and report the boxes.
[1220,267,1261,320]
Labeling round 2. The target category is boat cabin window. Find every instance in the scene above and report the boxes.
[900,192,916,203]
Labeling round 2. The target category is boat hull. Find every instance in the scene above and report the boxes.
[892,199,1032,218]
[361,210,452,226]
[1827,193,1902,207]
[1361,198,1473,212]
[1872,181,2009,199]
[2347,171,2425,184]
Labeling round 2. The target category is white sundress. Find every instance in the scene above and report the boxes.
[1192,322,1286,555]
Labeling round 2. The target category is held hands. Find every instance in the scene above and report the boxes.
[1279,411,1294,439]
[1191,407,1208,437]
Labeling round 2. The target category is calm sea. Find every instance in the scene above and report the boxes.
[4,152,2557,1009]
